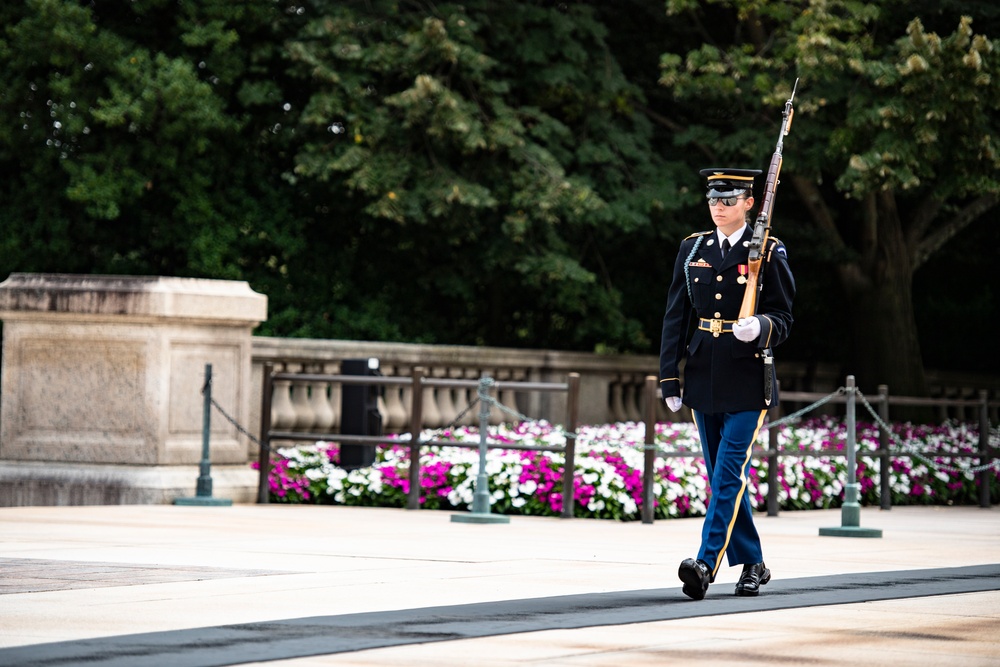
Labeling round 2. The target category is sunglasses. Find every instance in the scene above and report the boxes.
[706,196,746,207]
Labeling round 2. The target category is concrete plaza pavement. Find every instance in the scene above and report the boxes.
[1,502,998,666]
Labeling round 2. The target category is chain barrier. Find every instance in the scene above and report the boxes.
[200,375,267,450]
[207,376,996,475]
[437,396,483,435]
[760,387,846,430]
[430,378,578,445]
[416,395,483,443]
[570,387,851,454]
[209,396,264,448]
[206,376,575,458]
[855,389,1000,475]
[518,384,997,482]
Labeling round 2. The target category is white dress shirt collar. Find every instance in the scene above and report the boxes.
[718,224,748,250]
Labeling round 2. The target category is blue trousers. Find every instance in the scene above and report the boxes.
[693,409,767,580]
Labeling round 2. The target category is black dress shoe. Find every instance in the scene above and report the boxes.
[678,558,712,600]
[735,562,771,596]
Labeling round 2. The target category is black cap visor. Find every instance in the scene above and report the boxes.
[706,186,749,199]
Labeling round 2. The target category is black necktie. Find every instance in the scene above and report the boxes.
[721,238,731,259]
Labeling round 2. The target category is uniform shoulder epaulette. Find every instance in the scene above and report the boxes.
[766,236,788,260]
[684,230,713,240]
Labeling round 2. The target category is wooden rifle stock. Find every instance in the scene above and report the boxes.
[738,257,763,318]
[738,79,798,320]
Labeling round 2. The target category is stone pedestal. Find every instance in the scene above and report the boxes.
[0,274,267,505]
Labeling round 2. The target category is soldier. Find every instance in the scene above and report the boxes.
[659,167,795,600]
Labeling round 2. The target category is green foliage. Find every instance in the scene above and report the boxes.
[836,16,999,199]
[277,1,676,350]
[658,0,1000,202]
[0,0,304,288]
[657,0,1000,387]
[0,0,996,378]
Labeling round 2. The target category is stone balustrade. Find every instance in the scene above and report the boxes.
[248,338,677,438]
[262,362,531,435]
[249,337,999,443]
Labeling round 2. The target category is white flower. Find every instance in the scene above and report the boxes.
[485,459,504,475]
[264,415,977,520]
[326,469,347,490]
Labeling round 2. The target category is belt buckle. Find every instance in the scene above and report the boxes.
[709,319,723,335]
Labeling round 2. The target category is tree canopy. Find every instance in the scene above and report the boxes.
[657,0,1000,392]
[0,0,305,297]
[0,0,997,393]
[276,1,681,349]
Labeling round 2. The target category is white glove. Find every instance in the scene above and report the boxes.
[733,316,761,343]
[665,396,683,412]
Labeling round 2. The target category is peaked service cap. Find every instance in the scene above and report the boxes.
[699,167,762,198]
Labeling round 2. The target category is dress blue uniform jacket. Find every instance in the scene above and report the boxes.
[659,225,795,413]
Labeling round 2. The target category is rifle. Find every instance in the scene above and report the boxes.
[737,78,798,321]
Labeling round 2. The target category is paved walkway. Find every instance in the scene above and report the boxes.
[1,503,998,666]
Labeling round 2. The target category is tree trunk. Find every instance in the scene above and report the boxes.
[843,265,928,397]
[837,192,928,398]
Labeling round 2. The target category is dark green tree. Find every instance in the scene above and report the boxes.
[0,0,304,314]
[658,0,1000,394]
[2,0,997,390]
[278,1,682,350]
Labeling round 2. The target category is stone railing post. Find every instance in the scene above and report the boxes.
[0,274,267,505]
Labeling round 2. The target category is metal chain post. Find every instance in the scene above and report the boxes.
[451,377,510,524]
[819,376,882,537]
[174,364,232,507]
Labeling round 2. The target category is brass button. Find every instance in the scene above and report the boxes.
[715,293,722,300]
[713,333,720,338]
[716,275,723,282]
[714,312,721,318]
[694,277,700,283]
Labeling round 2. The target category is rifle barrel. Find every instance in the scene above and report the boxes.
[739,78,798,317]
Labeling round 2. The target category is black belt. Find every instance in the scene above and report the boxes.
[698,318,737,336]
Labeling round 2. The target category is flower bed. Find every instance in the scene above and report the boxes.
[253,417,998,520]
